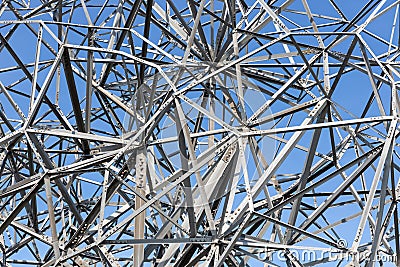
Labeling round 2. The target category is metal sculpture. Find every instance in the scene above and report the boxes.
[0,0,399,266]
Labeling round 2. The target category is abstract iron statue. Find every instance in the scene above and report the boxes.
[0,0,399,266]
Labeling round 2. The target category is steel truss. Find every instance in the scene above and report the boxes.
[0,0,400,266]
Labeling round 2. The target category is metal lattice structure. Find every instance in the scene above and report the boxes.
[1,0,400,266]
